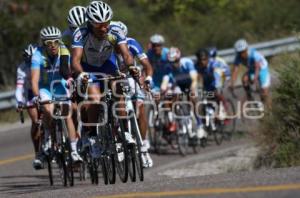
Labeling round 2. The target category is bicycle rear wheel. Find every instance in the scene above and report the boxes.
[213,121,225,145]
[46,154,53,186]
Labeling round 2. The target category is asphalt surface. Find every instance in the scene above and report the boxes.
[0,123,300,198]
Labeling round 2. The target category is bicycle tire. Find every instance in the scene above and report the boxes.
[176,105,189,156]
[100,157,108,185]
[130,116,144,182]
[46,154,53,186]
[213,121,225,145]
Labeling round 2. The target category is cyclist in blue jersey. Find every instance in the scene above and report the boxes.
[15,44,44,169]
[62,6,87,48]
[71,1,138,146]
[31,26,82,165]
[209,47,231,85]
[147,34,171,91]
[165,47,206,139]
[195,49,230,133]
[230,39,271,108]
[111,21,154,167]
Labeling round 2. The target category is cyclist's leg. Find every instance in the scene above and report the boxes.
[242,71,252,100]
[259,69,271,109]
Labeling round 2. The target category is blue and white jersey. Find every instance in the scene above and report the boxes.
[127,37,147,60]
[169,58,197,87]
[234,48,269,73]
[197,59,219,91]
[72,25,127,68]
[147,47,170,87]
[31,45,70,88]
[16,61,31,90]
[213,56,231,81]
[116,37,147,67]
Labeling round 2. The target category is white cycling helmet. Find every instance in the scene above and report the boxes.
[23,44,37,58]
[167,47,181,62]
[67,6,87,28]
[110,21,128,36]
[40,26,62,40]
[234,39,248,52]
[86,1,113,23]
[150,34,165,44]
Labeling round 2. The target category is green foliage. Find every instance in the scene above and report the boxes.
[255,53,300,168]
[1,0,300,88]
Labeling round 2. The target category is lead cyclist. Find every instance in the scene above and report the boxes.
[71,1,139,157]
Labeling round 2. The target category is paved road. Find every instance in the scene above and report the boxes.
[0,125,300,198]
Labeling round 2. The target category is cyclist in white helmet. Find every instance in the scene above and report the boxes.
[72,1,138,150]
[31,26,82,165]
[230,39,271,108]
[111,20,154,168]
[15,44,45,169]
[63,6,87,47]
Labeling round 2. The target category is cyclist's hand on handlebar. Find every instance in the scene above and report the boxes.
[128,66,140,79]
[77,72,89,84]
[16,102,24,112]
[144,76,153,92]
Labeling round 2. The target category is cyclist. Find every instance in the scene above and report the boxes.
[63,5,87,48]
[165,47,206,139]
[209,47,231,84]
[31,26,82,164]
[15,44,43,169]
[147,34,176,132]
[71,1,138,153]
[195,49,229,132]
[110,20,154,168]
[230,39,271,109]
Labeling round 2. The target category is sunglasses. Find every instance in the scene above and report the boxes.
[90,21,110,29]
[43,39,60,47]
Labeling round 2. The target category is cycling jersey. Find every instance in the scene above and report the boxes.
[31,45,70,101]
[169,58,197,91]
[116,37,147,101]
[147,47,171,89]
[197,60,219,92]
[234,48,270,88]
[15,61,34,105]
[72,25,126,75]
[212,56,231,88]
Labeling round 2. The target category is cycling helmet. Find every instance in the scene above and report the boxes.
[195,48,209,60]
[167,47,181,62]
[40,26,62,40]
[234,39,248,52]
[23,44,36,59]
[110,21,128,36]
[86,1,113,23]
[209,47,217,58]
[67,6,87,28]
[150,34,165,44]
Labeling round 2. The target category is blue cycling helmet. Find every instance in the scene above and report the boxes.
[209,47,217,58]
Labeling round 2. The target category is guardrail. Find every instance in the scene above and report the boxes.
[0,35,300,110]
[0,91,15,110]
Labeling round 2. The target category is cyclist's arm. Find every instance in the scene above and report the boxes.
[31,69,40,97]
[190,71,198,92]
[60,47,72,79]
[139,57,153,78]
[254,61,261,84]
[118,43,134,67]
[71,47,84,75]
[15,64,25,103]
[160,75,170,92]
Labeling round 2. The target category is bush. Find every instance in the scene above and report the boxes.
[255,52,300,168]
